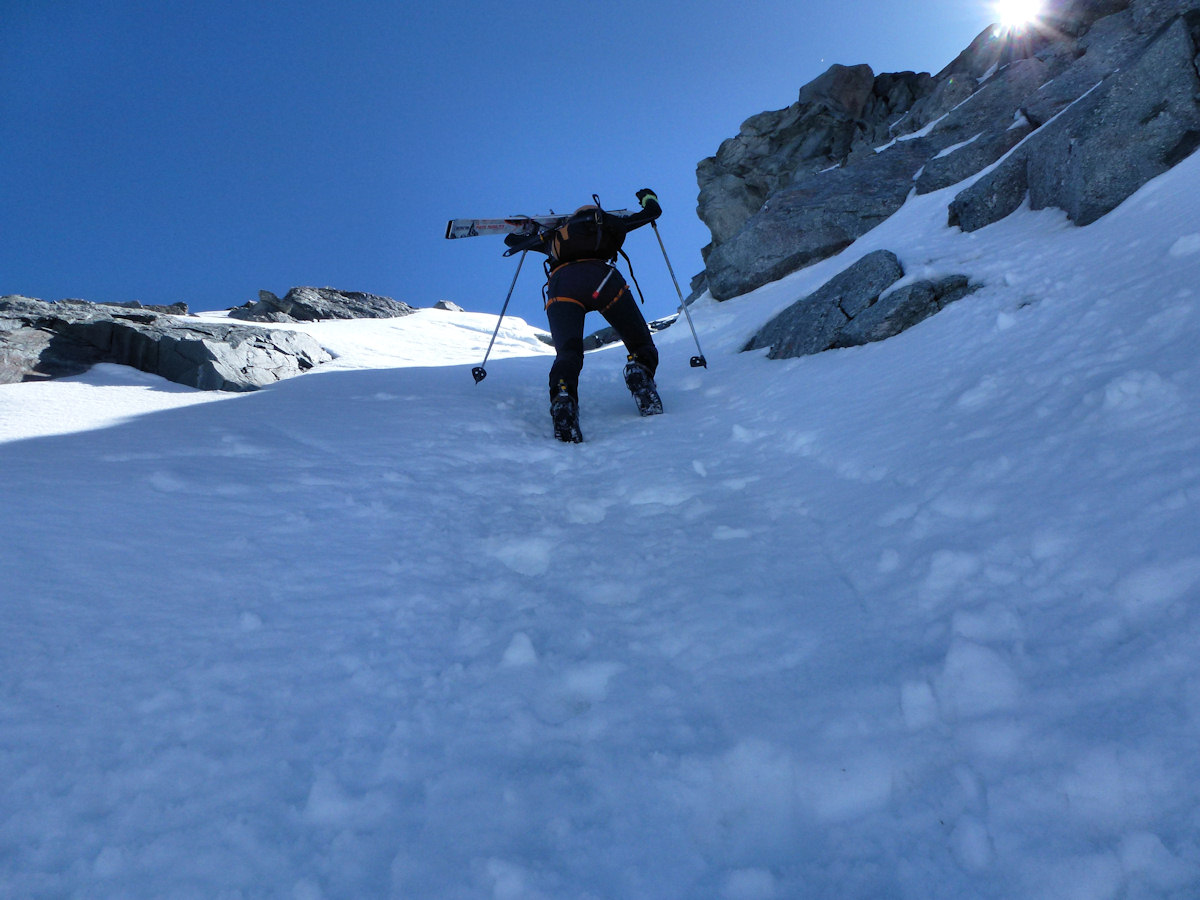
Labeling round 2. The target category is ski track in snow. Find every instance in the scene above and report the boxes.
[3,154,1200,898]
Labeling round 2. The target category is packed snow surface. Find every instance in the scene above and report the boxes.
[3,153,1200,898]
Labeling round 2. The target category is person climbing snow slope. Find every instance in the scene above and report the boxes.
[504,189,664,442]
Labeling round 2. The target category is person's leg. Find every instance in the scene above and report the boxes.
[544,299,586,442]
[598,285,663,415]
[599,287,658,376]
[544,298,587,401]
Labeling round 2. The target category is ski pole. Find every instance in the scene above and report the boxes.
[472,249,528,384]
[650,221,707,368]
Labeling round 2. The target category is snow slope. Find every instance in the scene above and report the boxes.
[3,152,1200,899]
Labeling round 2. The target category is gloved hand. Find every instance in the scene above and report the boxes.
[503,228,546,257]
[636,189,659,208]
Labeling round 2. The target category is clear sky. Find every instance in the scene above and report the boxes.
[2,1,1003,326]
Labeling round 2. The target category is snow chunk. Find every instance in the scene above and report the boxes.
[500,632,538,667]
[935,639,1021,718]
[900,680,940,730]
[950,814,994,872]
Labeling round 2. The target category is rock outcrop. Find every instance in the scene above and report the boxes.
[229,286,415,323]
[741,251,977,359]
[699,0,1200,303]
[1,296,332,392]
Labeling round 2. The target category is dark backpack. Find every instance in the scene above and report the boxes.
[549,204,625,265]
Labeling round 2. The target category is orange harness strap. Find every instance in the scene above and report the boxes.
[600,284,629,314]
[545,284,628,313]
[545,295,587,310]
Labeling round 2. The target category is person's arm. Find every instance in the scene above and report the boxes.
[607,189,662,234]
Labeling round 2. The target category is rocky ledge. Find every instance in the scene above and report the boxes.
[1,296,333,392]
[229,286,416,323]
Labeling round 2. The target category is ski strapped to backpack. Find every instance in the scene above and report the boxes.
[445,209,636,241]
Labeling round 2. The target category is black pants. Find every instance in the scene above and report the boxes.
[544,260,657,400]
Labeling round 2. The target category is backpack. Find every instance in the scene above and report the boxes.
[549,200,625,265]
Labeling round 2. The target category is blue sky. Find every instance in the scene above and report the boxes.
[2,1,1003,325]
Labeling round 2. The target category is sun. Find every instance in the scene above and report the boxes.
[993,0,1043,29]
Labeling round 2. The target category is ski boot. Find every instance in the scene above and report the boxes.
[623,358,663,416]
[550,382,583,443]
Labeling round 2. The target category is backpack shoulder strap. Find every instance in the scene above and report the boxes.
[618,247,645,304]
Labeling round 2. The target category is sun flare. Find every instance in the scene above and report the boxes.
[993,0,1043,28]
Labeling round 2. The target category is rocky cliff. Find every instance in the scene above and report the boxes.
[698,0,1200,334]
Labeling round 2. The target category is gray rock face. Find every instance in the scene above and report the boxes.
[705,140,931,301]
[910,57,1047,194]
[698,0,1200,302]
[230,286,415,323]
[741,250,977,359]
[697,64,934,249]
[1,296,332,392]
[949,13,1200,230]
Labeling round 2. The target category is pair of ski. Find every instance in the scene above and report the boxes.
[444,211,636,241]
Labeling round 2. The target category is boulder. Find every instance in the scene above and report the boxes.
[741,251,977,359]
[742,250,904,359]
[833,275,977,348]
[0,296,332,392]
[230,286,415,323]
